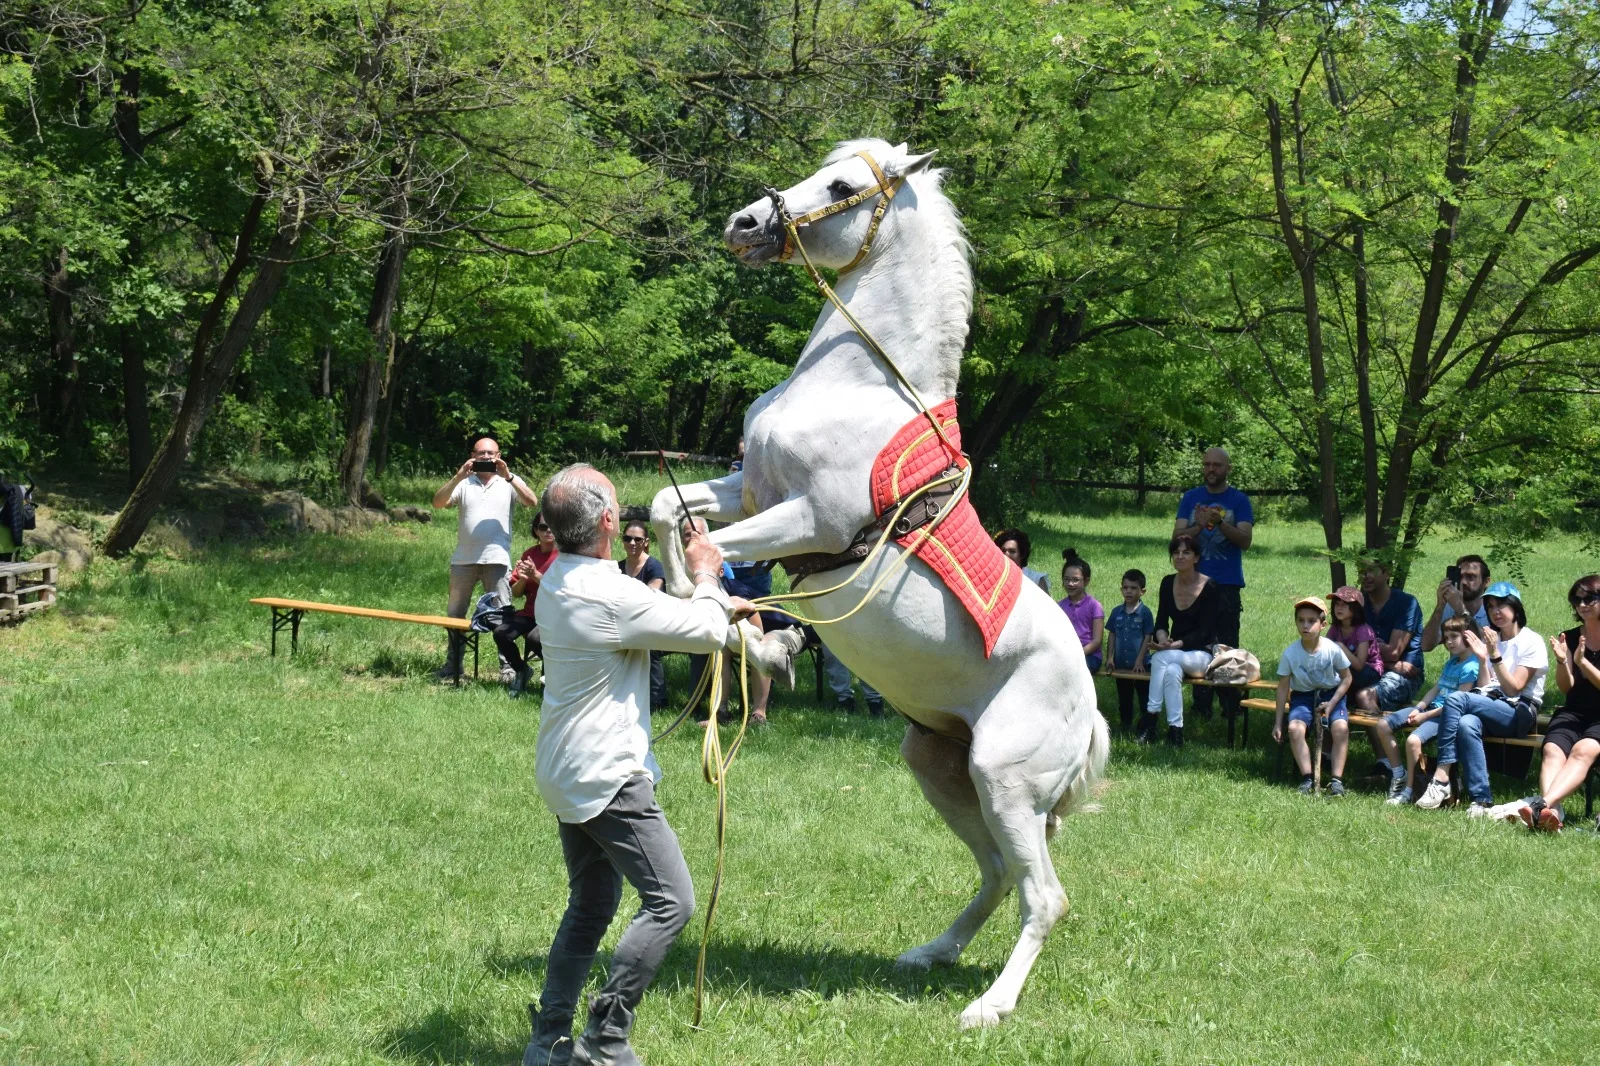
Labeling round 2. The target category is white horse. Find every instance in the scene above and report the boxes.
[650,139,1108,1028]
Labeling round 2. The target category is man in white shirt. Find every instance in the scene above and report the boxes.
[524,463,800,1066]
[431,436,538,680]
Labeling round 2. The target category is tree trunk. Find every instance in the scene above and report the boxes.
[338,223,409,505]
[45,247,78,443]
[103,188,305,557]
[121,325,153,484]
[964,297,1083,468]
[1351,226,1379,550]
[374,340,404,476]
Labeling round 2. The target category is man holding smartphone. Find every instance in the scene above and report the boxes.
[1421,553,1491,652]
[432,436,539,681]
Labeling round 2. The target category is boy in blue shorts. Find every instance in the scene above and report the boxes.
[1378,615,1482,805]
[1272,596,1355,795]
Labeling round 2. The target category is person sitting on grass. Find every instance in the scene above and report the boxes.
[494,511,558,697]
[1486,574,1600,832]
[995,528,1051,593]
[1377,616,1481,805]
[1272,596,1355,796]
[1140,531,1220,748]
[1103,569,1155,734]
[1329,586,1383,704]
[1415,581,1547,814]
[1057,548,1104,673]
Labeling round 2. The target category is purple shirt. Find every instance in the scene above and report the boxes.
[1331,622,1383,674]
[1058,594,1105,650]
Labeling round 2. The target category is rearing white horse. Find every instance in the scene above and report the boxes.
[650,139,1108,1028]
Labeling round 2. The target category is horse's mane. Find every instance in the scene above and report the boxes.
[824,138,974,371]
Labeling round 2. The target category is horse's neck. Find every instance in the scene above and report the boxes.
[800,223,965,401]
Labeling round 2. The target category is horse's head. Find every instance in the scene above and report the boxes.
[724,139,938,271]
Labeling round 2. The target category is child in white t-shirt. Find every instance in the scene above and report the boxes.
[1272,596,1355,796]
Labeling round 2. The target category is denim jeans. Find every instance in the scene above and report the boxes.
[535,775,695,1033]
[1147,648,1213,726]
[1436,690,1534,804]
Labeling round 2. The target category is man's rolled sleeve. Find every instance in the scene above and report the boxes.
[615,580,730,653]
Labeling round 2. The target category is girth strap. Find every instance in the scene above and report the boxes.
[778,464,962,584]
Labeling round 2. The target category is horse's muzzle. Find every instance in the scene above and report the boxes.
[723,210,785,267]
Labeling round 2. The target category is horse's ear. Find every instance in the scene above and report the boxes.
[889,149,938,177]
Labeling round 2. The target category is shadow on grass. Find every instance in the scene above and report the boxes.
[486,937,989,1003]
[378,1005,519,1065]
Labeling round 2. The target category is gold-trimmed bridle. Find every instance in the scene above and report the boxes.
[765,149,902,275]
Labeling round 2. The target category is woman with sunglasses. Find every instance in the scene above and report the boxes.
[1492,575,1600,831]
[1415,581,1547,813]
[1139,531,1221,747]
[619,521,668,711]
[495,512,558,696]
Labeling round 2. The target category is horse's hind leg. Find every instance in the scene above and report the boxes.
[894,723,1012,970]
[959,705,1080,1028]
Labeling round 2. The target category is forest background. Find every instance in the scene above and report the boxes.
[3,0,1599,579]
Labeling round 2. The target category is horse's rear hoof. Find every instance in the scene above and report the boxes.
[958,998,1010,1029]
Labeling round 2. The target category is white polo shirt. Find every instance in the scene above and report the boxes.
[448,474,518,567]
[535,553,731,823]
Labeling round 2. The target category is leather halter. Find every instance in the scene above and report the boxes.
[767,151,903,275]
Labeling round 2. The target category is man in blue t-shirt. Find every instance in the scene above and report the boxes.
[1358,559,1424,713]
[1174,447,1255,722]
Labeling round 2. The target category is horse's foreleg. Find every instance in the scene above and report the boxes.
[650,474,747,598]
[894,725,1013,970]
[705,496,846,563]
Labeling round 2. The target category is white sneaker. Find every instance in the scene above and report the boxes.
[1465,803,1493,818]
[1486,800,1530,824]
[1415,777,1452,810]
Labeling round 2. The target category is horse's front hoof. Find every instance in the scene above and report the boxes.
[958,998,1010,1029]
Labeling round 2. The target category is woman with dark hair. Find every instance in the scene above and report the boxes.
[1139,531,1221,746]
[495,511,558,696]
[1415,581,1547,813]
[995,528,1050,593]
[619,520,668,711]
[1492,574,1600,831]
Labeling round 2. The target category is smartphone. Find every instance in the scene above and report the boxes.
[472,458,497,473]
[1445,565,1461,587]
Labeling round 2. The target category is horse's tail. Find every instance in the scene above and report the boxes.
[1046,710,1110,839]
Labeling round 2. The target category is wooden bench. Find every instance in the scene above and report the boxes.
[0,560,57,623]
[249,597,481,680]
[1106,669,1277,747]
[1251,701,1597,815]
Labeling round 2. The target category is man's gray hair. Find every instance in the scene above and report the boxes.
[541,463,615,553]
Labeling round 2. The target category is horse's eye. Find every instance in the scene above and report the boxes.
[829,179,853,199]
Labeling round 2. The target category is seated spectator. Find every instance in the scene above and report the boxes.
[1270,596,1354,796]
[1359,559,1425,712]
[1103,568,1155,733]
[1415,582,1547,814]
[1377,616,1481,805]
[1422,553,1492,651]
[494,511,558,696]
[724,558,777,726]
[821,640,885,717]
[1139,531,1219,747]
[1057,548,1104,672]
[1328,586,1382,697]
[618,520,668,712]
[1489,574,1600,831]
[995,528,1050,593]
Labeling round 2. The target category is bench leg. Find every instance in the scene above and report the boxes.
[270,607,303,657]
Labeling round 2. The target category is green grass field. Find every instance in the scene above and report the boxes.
[4,471,1599,1064]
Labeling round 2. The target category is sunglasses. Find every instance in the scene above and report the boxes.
[1576,591,1600,607]
[534,523,550,532]
[622,535,648,545]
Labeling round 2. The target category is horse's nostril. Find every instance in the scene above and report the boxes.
[734,214,757,231]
